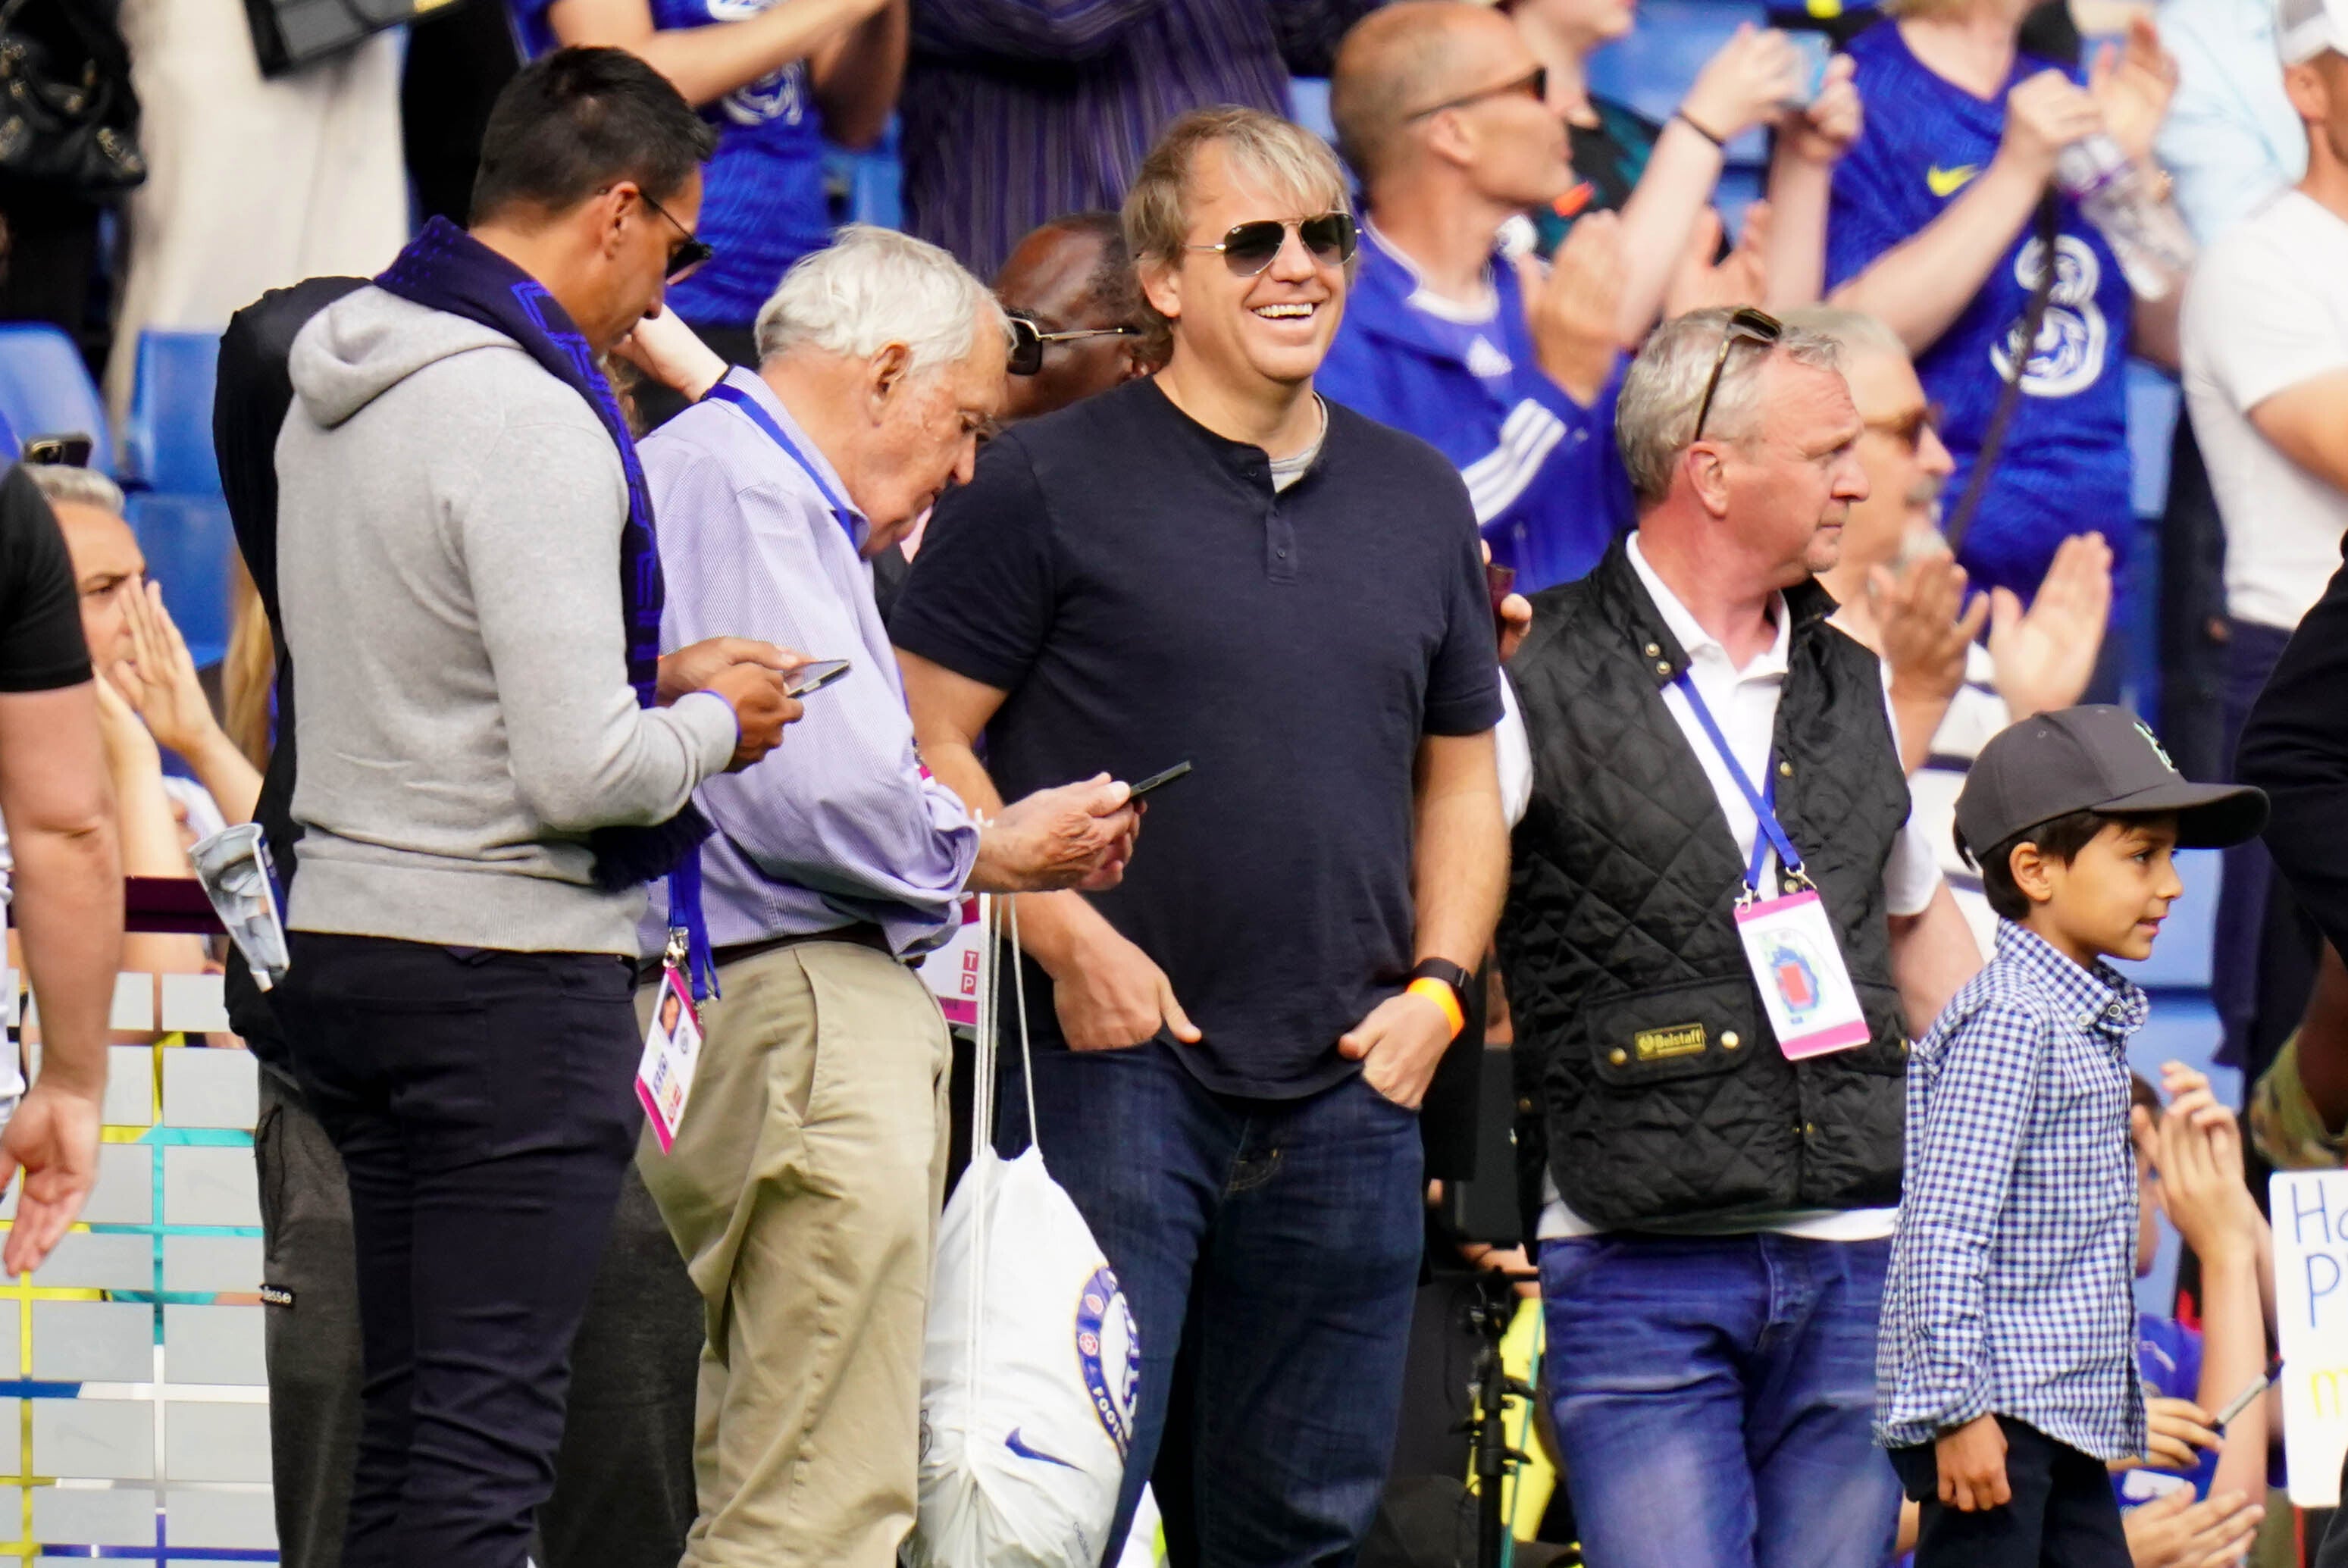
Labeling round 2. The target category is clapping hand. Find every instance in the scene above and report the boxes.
[1988,533,2112,718]
[2152,1061,2265,1253]
[1517,210,1625,408]
[2123,1486,2263,1568]
[1664,202,1773,318]
[1876,550,1988,708]
[2089,14,2180,166]
[1780,54,1861,166]
[1680,24,1805,144]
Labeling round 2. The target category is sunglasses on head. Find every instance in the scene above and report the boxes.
[636,188,715,284]
[1405,64,1550,120]
[20,433,93,468]
[1691,307,1785,443]
[1186,211,1359,277]
[1004,311,1141,377]
[1864,400,1946,452]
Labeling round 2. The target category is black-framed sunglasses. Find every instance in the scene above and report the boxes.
[1405,64,1549,120]
[637,188,715,284]
[1005,312,1141,377]
[1864,399,1946,452]
[1690,307,1785,443]
[1185,211,1359,277]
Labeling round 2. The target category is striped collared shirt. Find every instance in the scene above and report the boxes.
[901,0,1376,277]
[1876,919,2149,1460]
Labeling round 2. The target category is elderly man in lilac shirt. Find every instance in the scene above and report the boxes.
[631,224,1141,1568]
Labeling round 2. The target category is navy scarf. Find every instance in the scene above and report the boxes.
[375,217,712,896]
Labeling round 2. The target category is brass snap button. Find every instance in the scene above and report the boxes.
[1721,1031,1740,1050]
[1607,1047,1628,1066]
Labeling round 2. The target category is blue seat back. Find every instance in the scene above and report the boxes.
[0,324,111,472]
[122,331,223,494]
[126,491,236,669]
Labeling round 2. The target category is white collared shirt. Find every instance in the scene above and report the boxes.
[1535,534,1941,1242]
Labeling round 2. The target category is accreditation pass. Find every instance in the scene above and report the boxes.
[636,965,705,1153]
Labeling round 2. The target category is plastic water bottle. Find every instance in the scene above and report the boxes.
[2054,133,2195,299]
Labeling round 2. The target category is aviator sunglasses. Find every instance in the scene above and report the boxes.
[1185,211,1359,277]
[637,189,715,284]
[1692,307,1785,442]
[1005,311,1141,377]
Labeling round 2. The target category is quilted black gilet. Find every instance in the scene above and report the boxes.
[1498,538,1913,1232]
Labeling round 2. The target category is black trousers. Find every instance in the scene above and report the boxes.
[1891,1419,2130,1568]
[277,933,644,1568]
[254,1069,701,1568]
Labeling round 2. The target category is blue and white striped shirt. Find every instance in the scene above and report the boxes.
[636,368,980,959]
[1876,919,2149,1460]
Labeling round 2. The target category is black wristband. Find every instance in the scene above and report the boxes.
[1674,108,1728,148]
[1410,958,1475,1008]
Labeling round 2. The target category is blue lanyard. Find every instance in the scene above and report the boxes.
[704,379,862,546]
[1670,670,1806,895]
[662,378,857,1003]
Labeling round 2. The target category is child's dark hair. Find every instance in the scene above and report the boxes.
[1976,809,2122,921]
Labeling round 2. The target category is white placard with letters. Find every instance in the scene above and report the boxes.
[2271,1169,2348,1505]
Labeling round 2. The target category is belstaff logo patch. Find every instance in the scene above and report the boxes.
[1633,1022,1708,1061]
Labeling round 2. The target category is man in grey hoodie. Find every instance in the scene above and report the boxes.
[268,49,798,1568]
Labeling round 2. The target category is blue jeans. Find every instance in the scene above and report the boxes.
[1539,1232,1902,1568]
[1013,1041,1425,1568]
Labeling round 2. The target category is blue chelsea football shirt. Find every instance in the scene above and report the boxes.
[1318,224,1633,593]
[1828,21,2134,600]
[512,0,834,330]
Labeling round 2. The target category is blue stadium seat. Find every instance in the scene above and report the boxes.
[2126,361,2177,520]
[125,491,236,670]
[0,323,111,472]
[1587,0,1774,167]
[121,331,222,495]
[825,117,904,232]
[1291,77,1337,146]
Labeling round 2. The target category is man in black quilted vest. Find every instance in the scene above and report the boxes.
[1498,307,1983,1568]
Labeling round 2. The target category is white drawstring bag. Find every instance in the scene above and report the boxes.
[906,897,1141,1568]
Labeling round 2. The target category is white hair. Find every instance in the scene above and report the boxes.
[22,462,126,518]
[1776,305,1910,367]
[753,224,1010,375]
[1615,308,1842,506]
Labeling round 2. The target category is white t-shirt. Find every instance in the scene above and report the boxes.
[2181,188,2348,632]
[1883,640,2011,959]
[1535,536,1945,1241]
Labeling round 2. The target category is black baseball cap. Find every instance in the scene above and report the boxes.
[1953,705,2269,865]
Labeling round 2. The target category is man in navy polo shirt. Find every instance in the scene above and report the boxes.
[892,107,1508,1566]
[1320,1,1632,592]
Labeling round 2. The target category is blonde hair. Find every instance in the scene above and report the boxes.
[1122,107,1354,362]
[221,561,274,771]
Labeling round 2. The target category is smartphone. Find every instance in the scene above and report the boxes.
[1784,31,1833,108]
[784,659,853,696]
[1127,761,1193,800]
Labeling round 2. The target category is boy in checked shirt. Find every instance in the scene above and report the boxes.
[1876,706,2268,1568]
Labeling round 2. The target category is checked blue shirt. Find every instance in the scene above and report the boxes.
[1876,921,2149,1461]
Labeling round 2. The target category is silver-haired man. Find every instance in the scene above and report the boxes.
[633,223,1142,1568]
[1497,308,1980,1568]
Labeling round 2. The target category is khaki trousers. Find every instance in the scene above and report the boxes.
[635,940,951,1568]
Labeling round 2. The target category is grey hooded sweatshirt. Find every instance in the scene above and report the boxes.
[275,285,737,956]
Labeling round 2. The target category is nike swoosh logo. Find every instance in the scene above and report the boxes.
[1927,164,1980,198]
[1005,1428,1080,1469]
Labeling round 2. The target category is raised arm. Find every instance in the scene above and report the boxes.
[809,0,906,150]
[1831,70,2095,354]
[545,0,891,108]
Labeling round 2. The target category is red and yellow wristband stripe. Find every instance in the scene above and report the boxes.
[1406,976,1466,1038]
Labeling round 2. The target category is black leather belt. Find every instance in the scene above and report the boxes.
[635,923,897,985]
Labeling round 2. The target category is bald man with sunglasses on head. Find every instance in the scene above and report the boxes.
[893,107,1507,1566]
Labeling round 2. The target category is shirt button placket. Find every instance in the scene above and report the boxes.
[1266,502,1298,584]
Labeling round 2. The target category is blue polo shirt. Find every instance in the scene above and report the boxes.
[511,0,832,330]
[1317,223,1633,593]
[890,377,1504,1096]
[1827,20,2134,600]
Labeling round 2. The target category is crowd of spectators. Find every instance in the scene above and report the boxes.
[0,1,2344,1567]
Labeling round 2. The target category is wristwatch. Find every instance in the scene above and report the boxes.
[1409,958,1475,1012]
